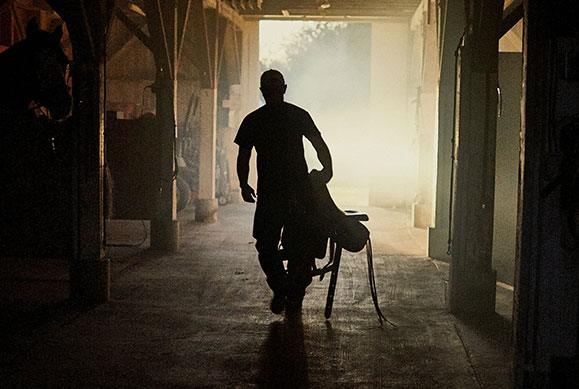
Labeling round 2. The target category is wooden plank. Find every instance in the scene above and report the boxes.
[204,0,245,28]
[114,7,153,52]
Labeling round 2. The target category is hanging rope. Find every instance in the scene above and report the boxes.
[366,236,396,327]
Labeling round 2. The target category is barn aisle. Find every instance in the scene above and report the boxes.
[0,204,511,387]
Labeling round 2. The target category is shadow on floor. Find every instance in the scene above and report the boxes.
[452,311,513,388]
[257,311,310,388]
[0,299,86,368]
[454,311,512,348]
[0,246,164,356]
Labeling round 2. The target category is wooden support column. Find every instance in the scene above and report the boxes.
[447,0,503,315]
[514,1,579,386]
[428,0,465,261]
[412,0,439,229]
[223,84,243,203]
[49,0,111,304]
[194,5,222,222]
[143,0,180,250]
[239,20,260,190]
[69,57,110,303]
[240,20,260,117]
[220,23,243,204]
[196,87,218,221]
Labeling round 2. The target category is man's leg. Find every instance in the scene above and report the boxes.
[284,208,318,310]
[286,253,313,310]
[255,237,286,293]
[253,200,288,312]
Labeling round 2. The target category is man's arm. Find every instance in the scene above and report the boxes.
[236,146,256,203]
[308,132,333,183]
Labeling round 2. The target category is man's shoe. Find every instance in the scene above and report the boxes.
[270,293,286,314]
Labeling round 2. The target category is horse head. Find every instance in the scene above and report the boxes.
[24,19,72,120]
[0,19,72,120]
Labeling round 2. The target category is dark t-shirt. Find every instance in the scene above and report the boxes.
[234,102,320,196]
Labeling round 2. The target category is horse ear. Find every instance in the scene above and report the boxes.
[26,18,40,37]
[52,25,63,42]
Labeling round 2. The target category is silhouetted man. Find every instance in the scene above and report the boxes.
[235,69,333,314]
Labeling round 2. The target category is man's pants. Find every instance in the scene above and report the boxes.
[253,196,313,297]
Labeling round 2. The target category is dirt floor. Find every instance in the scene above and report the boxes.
[0,203,512,388]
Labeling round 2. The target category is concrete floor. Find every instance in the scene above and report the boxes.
[0,203,513,388]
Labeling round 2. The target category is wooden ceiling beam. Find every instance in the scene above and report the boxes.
[114,7,153,52]
[203,0,244,28]
[237,0,421,18]
[501,0,522,37]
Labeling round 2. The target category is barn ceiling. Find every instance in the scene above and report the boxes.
[227,0,422,19]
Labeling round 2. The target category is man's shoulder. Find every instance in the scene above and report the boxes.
[242,103,311,122]
[243,106,264,120]
[284,102,310,116]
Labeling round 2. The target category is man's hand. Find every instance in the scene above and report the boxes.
[241,184,256,203]
[237,147,255,203]
[307,132,333,185]
[310,168,332,184]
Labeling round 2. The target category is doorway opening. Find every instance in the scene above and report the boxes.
[493,17,523,319]
[258,20,427,256]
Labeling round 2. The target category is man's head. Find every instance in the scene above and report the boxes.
[260,69,286,105]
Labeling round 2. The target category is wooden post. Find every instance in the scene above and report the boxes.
[143,0,180,250]
[412,0,439,229]
[194,5,220,222]
[223,84,243,203]
[195,5,228,222]
[239,20,260,191]
[48,0,111,304]
[196,87,218,221]
[166,0,234,222]
[427,0,465,261]
[447,0,503,315]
